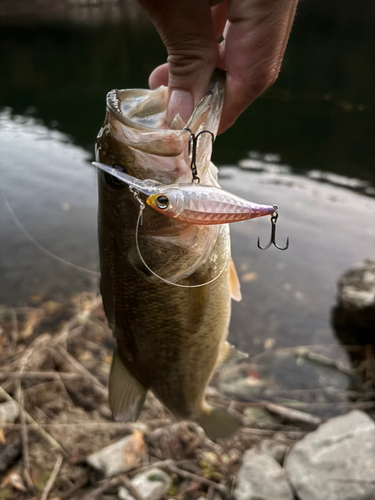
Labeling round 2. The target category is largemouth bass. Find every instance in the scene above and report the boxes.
[96,71,243,439]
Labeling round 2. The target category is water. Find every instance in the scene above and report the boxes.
[0,0,374,388]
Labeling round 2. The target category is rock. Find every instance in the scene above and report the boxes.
[332,259,375,385]
[234,449,294,500]
[333,257,375,333]
[87,432,146,477]
[118,467,171,500]
[0,400,19,424]
[259,439,289,465]
[285,410,375,500]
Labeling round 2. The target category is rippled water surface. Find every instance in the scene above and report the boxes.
[0,0,374,378]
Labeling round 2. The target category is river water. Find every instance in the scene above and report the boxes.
[0,0,374,385]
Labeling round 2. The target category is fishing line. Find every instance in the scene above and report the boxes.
[132,189,228,288]
[2,194,100,278]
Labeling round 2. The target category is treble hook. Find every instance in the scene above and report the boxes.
[257,205,289,251]
[184,127,215,183]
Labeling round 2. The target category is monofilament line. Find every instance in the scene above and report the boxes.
[134,204,227,289]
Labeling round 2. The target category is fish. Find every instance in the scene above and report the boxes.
[96,70,246,439]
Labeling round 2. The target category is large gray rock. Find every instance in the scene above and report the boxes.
[234,449,294,500]
[118,467,171,500]
[285,410,375,500]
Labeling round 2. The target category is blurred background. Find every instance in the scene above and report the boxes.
[0,0,374,398]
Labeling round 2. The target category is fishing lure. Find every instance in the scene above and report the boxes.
[93,162,276,224]
[93,161,289,288]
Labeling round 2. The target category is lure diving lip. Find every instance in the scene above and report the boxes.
[93,162,275,225]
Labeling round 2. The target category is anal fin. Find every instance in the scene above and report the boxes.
[109,349,147,422]
[218,341,248,367]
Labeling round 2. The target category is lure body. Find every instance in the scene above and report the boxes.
[93,162,275,225]
[147,185,275,224]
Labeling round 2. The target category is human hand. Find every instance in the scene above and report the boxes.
[137,0,299,133]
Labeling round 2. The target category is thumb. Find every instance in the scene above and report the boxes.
[139,0,219,123]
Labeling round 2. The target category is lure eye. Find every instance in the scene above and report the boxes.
[156,195,169,209]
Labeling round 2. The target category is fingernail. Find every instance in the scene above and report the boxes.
[168,90,194,125]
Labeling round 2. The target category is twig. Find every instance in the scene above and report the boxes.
[8,308,18,353]
[83,477,119,500]
[265,402,323,426]
[41,454,63,500]
[158,462,229,496]
[60,474,88,500]
[207,484,215,500]
[119,476,145,500]
[0,386,69,458]
[0,371,85,382]
[54,345,108,397]
[0,422,146,431]
[240,427,305,440]
[294,347,354,377]
[15,382,34,493]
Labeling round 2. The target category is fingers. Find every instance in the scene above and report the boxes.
[211,1,228,39]
[149,63,168,89]
[139,0,219,123]
[219,0,299,133]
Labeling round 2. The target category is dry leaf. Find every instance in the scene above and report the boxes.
[241,272,257,283]
[264,338,275,350]
[123,430,146,468]
[1,470,27,492]
[0,429,5,444]
[21,309,45,339]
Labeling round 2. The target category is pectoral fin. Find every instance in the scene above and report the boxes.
[109,349,148,422]
[229,258,242,302]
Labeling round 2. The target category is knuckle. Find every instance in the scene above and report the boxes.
[166,42,216,79]
[168,51,209,76]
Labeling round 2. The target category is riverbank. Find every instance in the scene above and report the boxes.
[0,291,374,499]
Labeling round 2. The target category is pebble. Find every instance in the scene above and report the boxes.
[118,467,171,500]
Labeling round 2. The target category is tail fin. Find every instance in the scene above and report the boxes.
[196,404,241,440]
[109,349,147,422]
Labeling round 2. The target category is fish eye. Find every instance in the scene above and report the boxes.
[156,195,169,209]
[103,165,126,190]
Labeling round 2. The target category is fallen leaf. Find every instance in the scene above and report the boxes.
[264,338,275,350]
[123,430,146,468]
[1,471,27,492]
[241,272,258,283]
[21,309,45,339]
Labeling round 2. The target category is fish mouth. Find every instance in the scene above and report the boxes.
[106,69,226,136]
[107,87,169,132]
[103,70,226,178]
